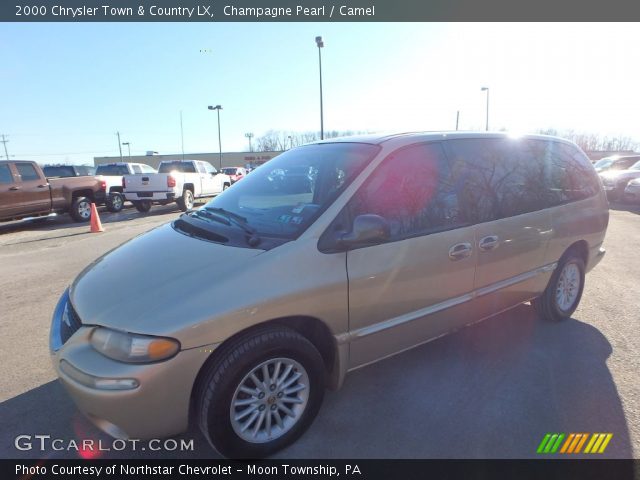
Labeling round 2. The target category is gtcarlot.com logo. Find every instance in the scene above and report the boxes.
[537,433,613,454]
[14,435,194,452]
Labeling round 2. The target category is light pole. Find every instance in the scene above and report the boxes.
[481,87,489,131]
[315,36,324,140]
[288,135,293,149]
[122,142,131,161]
[208,105,223,169]
[245,132,254,152]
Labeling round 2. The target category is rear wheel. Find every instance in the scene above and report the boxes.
[70,196,92,222]
[133,200,152,213]
[106,192,124,213]
[533,254,585,322]
[195,326,325,458]
[176,189,194,211]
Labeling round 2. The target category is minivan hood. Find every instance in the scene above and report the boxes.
[70,223,263,335]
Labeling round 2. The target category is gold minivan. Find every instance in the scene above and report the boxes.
[50,132,608,458]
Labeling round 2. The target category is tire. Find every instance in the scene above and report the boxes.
[176,189,194,211]
[133,200,152,213]
[106,192,124,213]
[223,183,231,191]
[533,254,586,322]
[195,325,325,459]
[70,196,92,222]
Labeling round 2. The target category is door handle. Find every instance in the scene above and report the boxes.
[9,186,20,191]
[479,235,499,251]
[37,184,49,188]
[448,242,472,261]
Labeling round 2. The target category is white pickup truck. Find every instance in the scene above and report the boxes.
[95,162,157,212]
[123,160,231,212]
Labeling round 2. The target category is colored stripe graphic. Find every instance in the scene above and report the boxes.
[538,433,613,454]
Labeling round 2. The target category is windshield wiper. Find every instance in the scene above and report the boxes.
[201,207,261,247]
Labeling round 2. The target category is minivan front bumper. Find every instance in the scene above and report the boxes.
[50,293,216,440]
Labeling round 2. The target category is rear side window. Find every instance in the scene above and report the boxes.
[346,142,466,241]
[196,163,207,174]
[0,164,13,183]
[544,141,600,204]
[15,162,40,181]
[446,138,600,223]
[446,138,551,222]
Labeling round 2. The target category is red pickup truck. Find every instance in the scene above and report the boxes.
[0,160,106,222]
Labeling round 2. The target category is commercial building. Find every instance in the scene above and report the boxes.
[93,151,283,170]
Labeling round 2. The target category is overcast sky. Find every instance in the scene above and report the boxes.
[2,22,639,164]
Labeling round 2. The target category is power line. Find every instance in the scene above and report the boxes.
[1,134,9,160]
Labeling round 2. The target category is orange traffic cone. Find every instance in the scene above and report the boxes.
[90,203,104,233]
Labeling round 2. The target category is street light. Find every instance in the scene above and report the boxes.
[315,36,324,140]
[481,87,490,131]
[288,135,293,149]
[122,142,131,161]
[244,132,254,152]
[208,105,223,169]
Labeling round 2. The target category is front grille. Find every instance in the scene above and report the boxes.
[60,301,82,345]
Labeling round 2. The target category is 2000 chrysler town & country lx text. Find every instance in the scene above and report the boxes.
[50,132,609,458]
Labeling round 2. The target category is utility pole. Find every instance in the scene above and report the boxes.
[456,111,460,131]
[116,131,123,161]
[0,134,9,160]
[180,111,185,161]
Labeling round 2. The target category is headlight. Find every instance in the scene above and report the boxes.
[90,327,180,363]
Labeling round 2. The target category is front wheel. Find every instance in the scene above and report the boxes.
[133,200,152,213]
[533,254,585,322]
[70,196,92,222]
[196,326,325,458]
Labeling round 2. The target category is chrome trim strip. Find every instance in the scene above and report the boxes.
[336,262,558,345]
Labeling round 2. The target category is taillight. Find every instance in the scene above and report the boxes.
[167,176,176,188]
[122,177,126,189]
[100,180,107,191]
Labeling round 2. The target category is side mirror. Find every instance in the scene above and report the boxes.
[337,214,390,247]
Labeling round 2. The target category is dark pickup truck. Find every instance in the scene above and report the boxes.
[0,160,106,222]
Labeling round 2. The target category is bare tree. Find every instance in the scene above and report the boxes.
[536,128,639,153]
[253,130,368,152]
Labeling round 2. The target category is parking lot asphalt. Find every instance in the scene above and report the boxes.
[0,202,639,459]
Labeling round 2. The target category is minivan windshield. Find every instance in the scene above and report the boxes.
[201,143,379,239]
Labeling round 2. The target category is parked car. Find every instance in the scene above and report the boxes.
[221,167,247,184]
[623,177,640,203]
[593,155,640,173]
[50,133,608,458]
[123,160,231,212]
[43,164,97,178]
[95,162,157,213]
[1,160,106,222]
[599,160,640,201]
